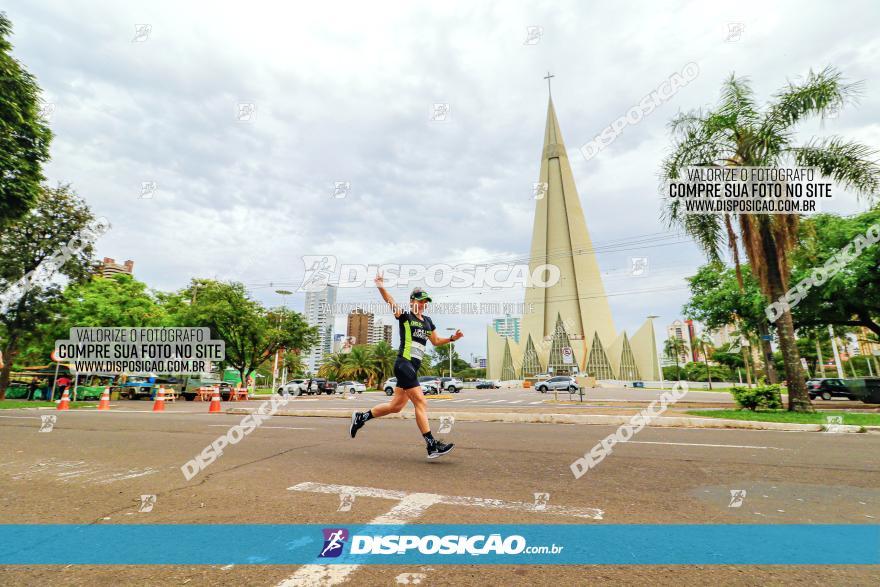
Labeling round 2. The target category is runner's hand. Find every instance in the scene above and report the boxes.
[450,329,463,341]
[374,272,384,288]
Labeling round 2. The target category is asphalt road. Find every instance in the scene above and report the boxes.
[0,406,877,586]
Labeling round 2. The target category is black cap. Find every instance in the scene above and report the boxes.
[410,288,432,302]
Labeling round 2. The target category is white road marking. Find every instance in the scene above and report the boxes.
[0,415,40,419]
[627,441,788,450]
[508,400,523,404]
[278,482,602,586]
[489,400,507,404]
[529,401,543,405]
[207,425,314,430]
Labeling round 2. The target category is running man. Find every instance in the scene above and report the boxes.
[349,274,463,458]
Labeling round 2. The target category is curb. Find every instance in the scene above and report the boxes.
[224,408,865,433]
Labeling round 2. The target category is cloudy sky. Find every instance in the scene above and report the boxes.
[6,0,880,361]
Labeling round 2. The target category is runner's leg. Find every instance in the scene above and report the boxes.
[369,387,409,418]
[403,385,430,433]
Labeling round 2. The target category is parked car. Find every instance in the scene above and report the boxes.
[296,378,336,395]
[848,377,880,403]
[535,376,579,393]
[277,379,306,396]
[338,381,366,394]
[318,379,337,395]
[383,377,397,395]
[806,378,858,401]
[475,380,500,389]
[180,376,232,401]
[418,376,441,394]
[440,377,462,393]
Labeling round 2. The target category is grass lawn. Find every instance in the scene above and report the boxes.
[687,409,880,426]
[0,400,95,410]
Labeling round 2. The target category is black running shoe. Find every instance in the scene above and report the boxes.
[427,440,454,459]
[350,411,366,438]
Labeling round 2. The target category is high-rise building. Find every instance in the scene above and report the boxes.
[98,257,134,277]
[666,320,693,365]
[492,315,521,343]
[707,323,737,349]
[304,285,336,373]
[486,95,660,382]
[347,309,373,346]
[368,319,392,345]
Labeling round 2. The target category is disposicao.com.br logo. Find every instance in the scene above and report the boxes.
[318,528,563,557]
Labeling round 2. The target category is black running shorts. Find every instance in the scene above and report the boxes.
[393,356,420,390]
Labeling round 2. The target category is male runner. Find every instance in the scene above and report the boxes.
[349,274,463,458]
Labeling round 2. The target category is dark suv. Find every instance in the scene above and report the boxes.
[301,378,336,395]
[806,378,857,401]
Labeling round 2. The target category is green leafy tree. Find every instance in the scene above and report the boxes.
[788,210,880,337]
[281,350,306,378]
[430,343,469,376]
[171,280,318,384]
[0,13,53,229]
[711,342,745,372]
[662,67,880,412]
[0,185,98,397]
[683,262,766,380]
[19,273,166,364]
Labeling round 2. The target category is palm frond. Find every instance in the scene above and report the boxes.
[764,66,861,132]
[789,137,880,201]
[718,73,761,124]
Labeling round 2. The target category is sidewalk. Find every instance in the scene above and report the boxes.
[225,406,868,433]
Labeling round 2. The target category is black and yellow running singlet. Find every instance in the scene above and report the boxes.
[396,311,435,367]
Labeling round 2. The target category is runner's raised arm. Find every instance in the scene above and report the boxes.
[375,272,403,318]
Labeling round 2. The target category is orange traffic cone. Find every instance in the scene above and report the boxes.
[208,388,222,413]
[98,388,111,411]
[57,389,70,411]
[152,387,166,412]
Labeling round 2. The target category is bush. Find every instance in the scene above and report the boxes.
[731,384,783,411]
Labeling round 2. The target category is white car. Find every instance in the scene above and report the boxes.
[338,381,366,394]
[277,379,306,396]
[535,376,579,393]
[383,377,397,395]
[440,377,463,392]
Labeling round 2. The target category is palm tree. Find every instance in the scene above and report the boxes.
[662,67,880,412]
[370,341,397,386]
[342,346,378,387]
[663,337,688,380]
[318,352,346,380]
[695,334,715,390]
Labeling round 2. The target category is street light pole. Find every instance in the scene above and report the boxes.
[273,290,293,393]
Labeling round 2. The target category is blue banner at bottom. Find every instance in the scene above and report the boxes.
[1,524,877,565]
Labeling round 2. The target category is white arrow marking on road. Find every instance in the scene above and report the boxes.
[277,481,603,586]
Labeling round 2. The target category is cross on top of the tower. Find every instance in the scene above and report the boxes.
[544,71,555,97]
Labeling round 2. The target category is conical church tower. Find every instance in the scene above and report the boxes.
[486,92,658,382]
[519,97,617,372]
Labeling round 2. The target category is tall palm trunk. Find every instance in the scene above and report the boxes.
[756,222,811,411]
[701,344,713,390]
[725,215,777,383]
